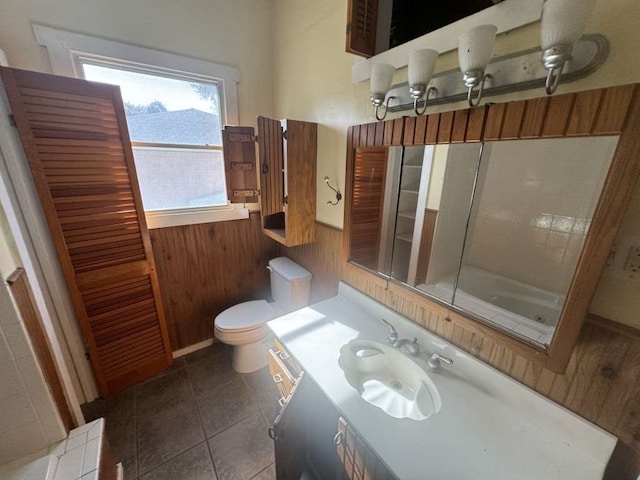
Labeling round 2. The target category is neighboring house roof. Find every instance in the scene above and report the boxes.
[126,108,222,145]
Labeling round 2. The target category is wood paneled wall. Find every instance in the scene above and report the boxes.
[279,222,342,304]
[150,213,278,350]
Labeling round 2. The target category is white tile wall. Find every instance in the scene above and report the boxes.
[0,281,65,466]
[465,137,618,294]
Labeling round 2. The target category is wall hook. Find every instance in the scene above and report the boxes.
[324,176,342,206]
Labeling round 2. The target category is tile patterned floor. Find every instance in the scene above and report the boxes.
[82,343,280,480]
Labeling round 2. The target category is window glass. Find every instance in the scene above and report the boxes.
[82,63,226,210]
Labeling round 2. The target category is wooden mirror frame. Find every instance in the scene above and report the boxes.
[342,84,640,373]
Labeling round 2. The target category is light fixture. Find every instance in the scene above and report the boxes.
[323,176,342,206]
[370,63,396,121]
[408,49,439,115]
[458,24,497,107]
[540,0,597,95]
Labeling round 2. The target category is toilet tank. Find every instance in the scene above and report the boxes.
[268,257,312,313]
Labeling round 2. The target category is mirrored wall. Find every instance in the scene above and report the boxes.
[348,136,619,347]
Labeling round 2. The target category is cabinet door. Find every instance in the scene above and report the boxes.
[271,373,307,480]
[222,125,258,203]
[257,116,284,217]
[346,0,379,57]
[350,147,388,271]
[335,417,395,480]
[0,66,173,396]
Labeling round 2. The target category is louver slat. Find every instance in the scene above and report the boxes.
[0,66,173,396]
[345,0,379,57]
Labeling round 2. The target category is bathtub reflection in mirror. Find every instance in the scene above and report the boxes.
[349,136,619,348]
[449,137,618,345]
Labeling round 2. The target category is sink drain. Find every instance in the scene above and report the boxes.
[389,380,402,391]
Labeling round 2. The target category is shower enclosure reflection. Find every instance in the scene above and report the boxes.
[348,137,618,347]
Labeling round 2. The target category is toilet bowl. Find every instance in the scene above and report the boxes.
[213,257,312,373]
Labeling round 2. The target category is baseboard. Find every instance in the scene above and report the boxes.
[172,338,216,358]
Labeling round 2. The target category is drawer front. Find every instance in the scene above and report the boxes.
[274,338,301,375]
[268,348,296,400]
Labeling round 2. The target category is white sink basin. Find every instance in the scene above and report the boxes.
[338,339,441,421]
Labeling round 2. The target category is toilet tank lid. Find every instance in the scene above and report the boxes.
[268,257,312,281]
[215,300,275,330]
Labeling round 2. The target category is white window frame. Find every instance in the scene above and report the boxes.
[33,24,249,228]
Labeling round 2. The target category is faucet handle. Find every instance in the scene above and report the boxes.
[427,353,454,372]
[381,318,398,344]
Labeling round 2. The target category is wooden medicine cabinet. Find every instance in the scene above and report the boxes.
[343,85,640,372]
[223,117,317,247]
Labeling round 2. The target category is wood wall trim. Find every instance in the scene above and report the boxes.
[7,268,76,431]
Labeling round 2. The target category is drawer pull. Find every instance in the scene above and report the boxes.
[278,351,290,360]
[268,427,277,440]
[278,397,287,407]
[333,431,343,446]
[272,373,283,384]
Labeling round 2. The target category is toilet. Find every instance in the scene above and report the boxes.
[213,257,312,373]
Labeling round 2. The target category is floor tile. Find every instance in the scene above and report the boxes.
[208,412,274,480]
[251,463,276,480]
[139,442,216,480]
[104,422,137,480]
[197,376,258,438]
[137,400,205,475]
[135,368,193,419]
[242,368,281,425]
[82,389,135,432]
[188,350,238,396]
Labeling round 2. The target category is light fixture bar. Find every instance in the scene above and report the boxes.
[386,34,608,113]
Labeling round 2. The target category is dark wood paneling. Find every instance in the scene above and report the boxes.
[436,111,454,143]
[150,213,278,350]
[280,223,343,304]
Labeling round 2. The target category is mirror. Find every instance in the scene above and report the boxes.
[349,136,619,347]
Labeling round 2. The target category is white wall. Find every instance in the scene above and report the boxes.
[0,0,274,127]
[0,206,65,466]
[272,0,640,329]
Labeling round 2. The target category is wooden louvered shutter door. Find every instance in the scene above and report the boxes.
[350,147,388,271]
[0,67,173,397]
[346,0,379,57]
[222,125,258,203]
[257,116,284,217]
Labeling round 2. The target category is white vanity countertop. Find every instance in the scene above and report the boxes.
[267,283,616,480]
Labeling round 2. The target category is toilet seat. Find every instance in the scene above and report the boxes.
[214,300,276,332]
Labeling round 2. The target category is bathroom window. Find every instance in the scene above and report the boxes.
[82,62,233,225]
[33,26,245,228]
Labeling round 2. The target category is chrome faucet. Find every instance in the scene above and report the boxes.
[381,319,420,356]
[381,319,398,345]
[427,353,454,372]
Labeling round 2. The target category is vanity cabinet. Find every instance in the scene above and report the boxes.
[269,341,393,480]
